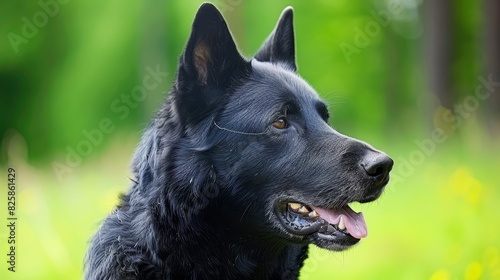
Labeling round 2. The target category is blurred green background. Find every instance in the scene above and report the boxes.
[1,0,499,279]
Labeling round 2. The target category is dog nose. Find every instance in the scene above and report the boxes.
[361,152,393,179]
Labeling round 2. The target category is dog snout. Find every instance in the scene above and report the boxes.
[360,151,393,183]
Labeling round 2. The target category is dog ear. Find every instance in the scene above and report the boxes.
[254,7,296,71]
[178,3,248,88]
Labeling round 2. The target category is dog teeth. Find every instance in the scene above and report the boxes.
[297,206,309,213]
[308,210,319,218]
[287,203,318,217]
[338,216,346,231]
[288,203,302,211]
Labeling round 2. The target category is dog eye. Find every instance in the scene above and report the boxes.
[272,117,288,129]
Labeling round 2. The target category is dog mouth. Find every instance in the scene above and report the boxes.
[276,201,367,250]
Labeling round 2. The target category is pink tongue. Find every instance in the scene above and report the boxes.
[312,205,367,239]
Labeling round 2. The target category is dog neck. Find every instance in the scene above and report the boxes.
[137,195,308,279]
[157,216,308,279]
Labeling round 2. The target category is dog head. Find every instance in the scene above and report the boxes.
[165,3,393,251]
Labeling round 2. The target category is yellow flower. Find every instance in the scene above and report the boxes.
[429,268,450,280]
[447,167,483,206]
[464,261,483,280]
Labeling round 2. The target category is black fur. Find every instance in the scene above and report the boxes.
[85,4,393,279]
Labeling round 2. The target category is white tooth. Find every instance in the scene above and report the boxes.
[288,203,301,210]
[338,216,346,231]
[298,206,309,213]
[309,210,319,218]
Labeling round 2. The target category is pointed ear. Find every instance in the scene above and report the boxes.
[178,3,248,88]
[254,7,296,71]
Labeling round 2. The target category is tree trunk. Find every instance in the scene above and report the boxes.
[423,0,453,129]
[484,0,500,137]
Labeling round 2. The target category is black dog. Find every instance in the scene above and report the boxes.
[85,3,393,279]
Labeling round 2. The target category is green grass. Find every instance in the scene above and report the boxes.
[1,134,499,280]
